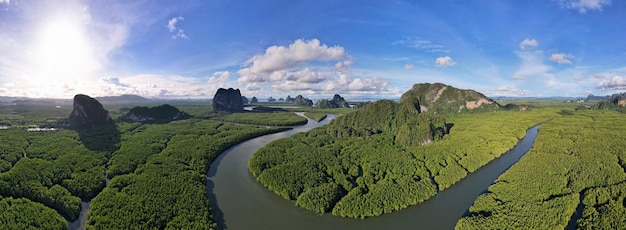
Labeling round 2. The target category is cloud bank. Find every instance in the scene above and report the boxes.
[557,0,612,13]
[237,39,397,98]
[596,76,626,90]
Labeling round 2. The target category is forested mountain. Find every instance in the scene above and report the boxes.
[593,93,626,112]
[400,83,499,114]
[315,94,349,108]
[330,99,447,145]
[248,83,545,218]
[120,104,191,123]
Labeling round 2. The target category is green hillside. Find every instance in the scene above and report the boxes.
[400,83,500,114]
[248,84,548,218]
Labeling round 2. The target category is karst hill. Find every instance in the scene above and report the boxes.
[400,83,500,114]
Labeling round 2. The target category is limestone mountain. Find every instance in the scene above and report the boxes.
[330,99,447,146]
[293,95,313,106]
[69,94,113,129]
[400,83,499,114]
[212,88,244,112]
[120,104,190,123]
[593,93,626,112]
[315,94,349,108]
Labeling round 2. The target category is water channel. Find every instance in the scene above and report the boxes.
[207,114,541,230]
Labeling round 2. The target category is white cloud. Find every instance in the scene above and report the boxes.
[513,51,551,77]
[596,76,626,90]
[101,76,131,87]
[207,71,231,86]
[519,38,539,49]
[335,59,353,71]
[404,64,414,70]
[512,75,524,80]
[95,74,237,98]
[167,17,182,32]
[348,77,388,91]
[237,39,346,80]
[557,0,611,13]
[232,39,398,98]
[593,74,605,79]
[167,16,188,39]
[549,53,575,64]
[435,56,456,67]
[392,37,449,53]
[245,84,260,92]
[285,68,330,84]
[269,70,286,82]
[0,0,9,4]
[483,86,530,97]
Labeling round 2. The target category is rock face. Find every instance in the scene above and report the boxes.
[593,93,626,112]
[120,104,190,123]
[315,94,349,108]
[400,83,499,114]
[69,94,113,129]
[212,88,244,112]
[293,95,313,106]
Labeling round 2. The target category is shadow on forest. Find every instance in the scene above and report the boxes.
[206,151,228,229]
[206,179,227,230]
[76,123,121,152]
[446,123,455,133]
[250,106,288,112]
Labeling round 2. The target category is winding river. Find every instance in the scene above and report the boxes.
[207,114,541,230]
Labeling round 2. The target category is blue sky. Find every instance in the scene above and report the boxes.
[1,0,625,99]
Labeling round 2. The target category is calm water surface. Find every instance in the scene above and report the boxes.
[207,114,540,230]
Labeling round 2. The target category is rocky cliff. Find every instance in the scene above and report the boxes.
[293,95,313,106]
[120,104,190,123]
[400,83,499,114]
[593,93,626,112]
[69,94,113,129]
[212,88,244,112]
[315,94,349,108]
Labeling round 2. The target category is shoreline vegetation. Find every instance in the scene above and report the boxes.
[456,110,626,229]
[303,112,327,122]
[249,107,556,218]
[1,91,625,229]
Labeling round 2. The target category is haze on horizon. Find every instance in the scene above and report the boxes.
[0,0,625,100]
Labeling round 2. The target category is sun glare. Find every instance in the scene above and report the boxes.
[31,17,99,97]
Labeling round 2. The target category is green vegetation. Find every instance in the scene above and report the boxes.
[0,127,115,221]
[303,112,327,122]
[4,94,626,228]
[456,110,626,229]
[315,94,349,108]
[0,195,67,230]
[249,99,556,218]
[88,119,289,229]
[592,93,626,113]
[400,83,500,114]
[120,104,191,123]
[0,101,308,229]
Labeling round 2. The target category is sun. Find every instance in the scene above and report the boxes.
[31,17,99,97]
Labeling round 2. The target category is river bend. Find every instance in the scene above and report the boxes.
[207,115,540,230]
